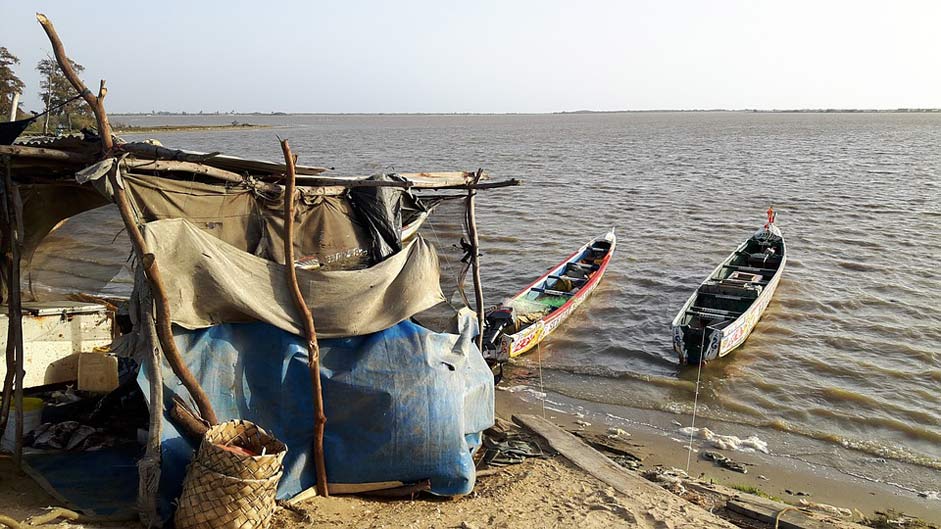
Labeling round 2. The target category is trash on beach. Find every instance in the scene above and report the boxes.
[678,426,770,454]
[642,467,688,496]
[798,498,854,518]
[607,427,630,438]
[701,450,748,473]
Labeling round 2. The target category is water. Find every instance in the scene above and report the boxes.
[30,112,941,493]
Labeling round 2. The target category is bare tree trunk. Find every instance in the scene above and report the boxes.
[35,13,217,424]
[42,90,51,135]
[280,139,329,497]
[7,93,19,122]
[466,169,485,352]
[36,14,113,152]
[0,156,25,470]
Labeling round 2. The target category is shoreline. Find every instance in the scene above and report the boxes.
[495,384,941,525]
[112,123,271,133]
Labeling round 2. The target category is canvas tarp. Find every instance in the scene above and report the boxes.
[140,218,445,338]
[122,173,375,268]
[76,160,383,269]
[121,173,266,255]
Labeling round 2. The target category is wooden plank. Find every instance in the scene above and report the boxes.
[727,498,837,529]
[0,144,93,163]
[513,414,740,529]
[722,264,777,275]
[288,481,405,504]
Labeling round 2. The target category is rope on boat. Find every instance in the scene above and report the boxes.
[537,340,546,419]
[685,327,708,472]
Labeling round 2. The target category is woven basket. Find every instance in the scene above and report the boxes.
[199,420,287,480]
[175,420,286,529]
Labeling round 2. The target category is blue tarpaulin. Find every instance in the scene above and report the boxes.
[138,311,493,519]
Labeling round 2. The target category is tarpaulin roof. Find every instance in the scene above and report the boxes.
[142,218,444,338]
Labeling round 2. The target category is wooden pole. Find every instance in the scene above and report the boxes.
[466,168,485,353]
[7,94,19,122]
[0,156,25,469]
[36,14,114,153]
[35,13,217,424]
[109,167,218,424]
[0,160,13,440]
[280,139,329,497]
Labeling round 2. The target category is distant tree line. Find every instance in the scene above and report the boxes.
[0,45,93,133]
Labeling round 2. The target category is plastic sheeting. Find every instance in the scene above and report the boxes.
[349,173,408,261]
[138,311,493,521]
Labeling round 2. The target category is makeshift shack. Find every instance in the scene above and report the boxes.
[0,13,519,527]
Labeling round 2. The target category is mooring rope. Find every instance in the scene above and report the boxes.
[537,339,547,419]
[685,326,708,472]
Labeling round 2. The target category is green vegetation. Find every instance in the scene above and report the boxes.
[0,47,25,118]
[863,510,938,529]
[35,56,95,132]
[729,483,783,503]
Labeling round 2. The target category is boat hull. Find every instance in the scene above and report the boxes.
[501,231,616,358]
[671,224,786,364]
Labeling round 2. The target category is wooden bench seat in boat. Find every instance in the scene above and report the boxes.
[720,278,770,287]
[685,309,734,322]
[722,264,778,275]
[688,305,744,318]
[531,287,575,297]
[697,291,753,302]
[548,274,587,284]
[699,282,760,299]
[567,262,599,272]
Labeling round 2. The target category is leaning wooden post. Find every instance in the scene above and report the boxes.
[280,139,329,497]
[36,14,114,153]
[36,13,217,424]
[466,168,485,352]
[0,156,25,469]
[109,166,218,424]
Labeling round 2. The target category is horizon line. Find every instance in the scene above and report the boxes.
[106,108,941,116]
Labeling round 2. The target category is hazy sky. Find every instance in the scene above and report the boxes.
[2,1,940,113]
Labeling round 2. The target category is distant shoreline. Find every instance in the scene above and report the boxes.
[108,108,941,117]
[112,123,271,133]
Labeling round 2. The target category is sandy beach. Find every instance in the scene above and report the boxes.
[3,387,937,529]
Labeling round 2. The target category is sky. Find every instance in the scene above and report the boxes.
[2,0,940,113]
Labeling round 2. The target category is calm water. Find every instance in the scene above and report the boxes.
[30,112,941,492]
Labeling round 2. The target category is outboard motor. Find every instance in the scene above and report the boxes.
[482,307,514,358]
[480,307,515,383]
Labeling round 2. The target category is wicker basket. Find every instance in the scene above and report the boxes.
[175,420,287,529]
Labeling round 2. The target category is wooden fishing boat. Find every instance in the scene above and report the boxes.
[482,230,616,360]
[672,210,786,365]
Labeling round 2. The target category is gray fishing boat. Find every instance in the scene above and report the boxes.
[672,209,786,365]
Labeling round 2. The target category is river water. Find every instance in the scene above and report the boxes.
[29,112,941,495]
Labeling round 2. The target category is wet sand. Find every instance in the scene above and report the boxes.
[495,387,941,525]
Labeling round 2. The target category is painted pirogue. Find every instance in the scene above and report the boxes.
[672,209,786,365]
[482,229,616,362]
